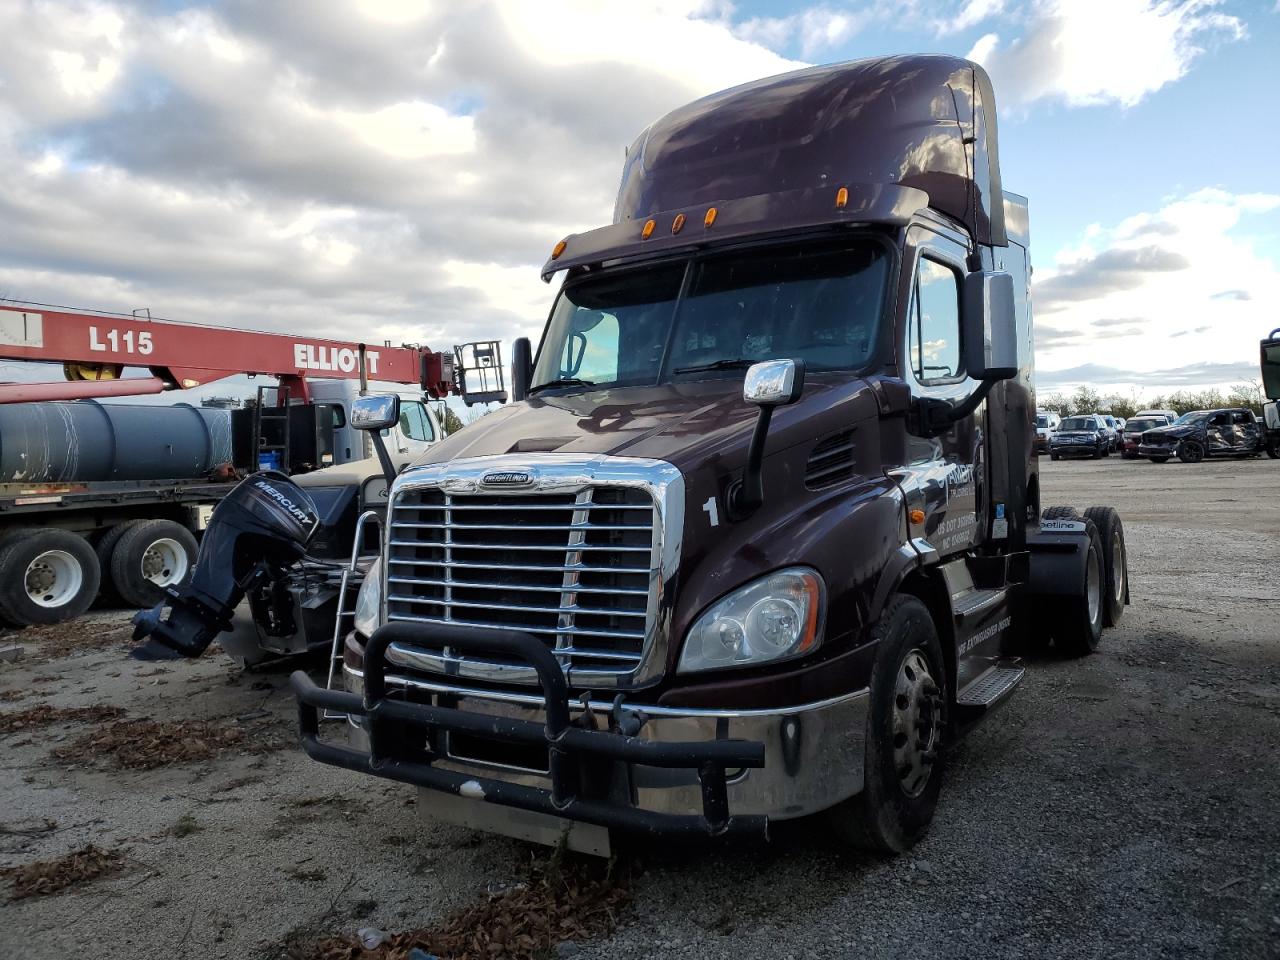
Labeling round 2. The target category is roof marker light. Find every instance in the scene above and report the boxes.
[671,213,686,235]
[835,186,849,209]
[641,219,656,239]
[551,239,567,259]
[704,207,718,228]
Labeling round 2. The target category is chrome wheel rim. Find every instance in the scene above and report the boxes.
[1111,529,1126,605]
[1086,547,1101,625]
[25,550,83,608]
[141,537,188,586]
[892,649,942,797]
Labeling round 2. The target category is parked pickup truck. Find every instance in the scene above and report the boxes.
[138,54,1129,856]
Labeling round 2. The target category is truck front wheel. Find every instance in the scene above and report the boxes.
[830,594,947,855]
[1177,440,1205,464]
[0,528,101,626]
[110,520,198,608]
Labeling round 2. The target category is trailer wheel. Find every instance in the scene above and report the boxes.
[1041,505,1079,521]
[830,594,946,855]
[0,528,101,626]
[1177,440,1205,464]
[110,520,198,608]
[1049,519,1105,657]
[1082,506,1128,627]
[93,521,142,604]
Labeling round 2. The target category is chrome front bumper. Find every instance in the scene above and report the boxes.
[341,658,869,824]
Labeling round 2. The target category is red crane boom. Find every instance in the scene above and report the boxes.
[0,301,458,404]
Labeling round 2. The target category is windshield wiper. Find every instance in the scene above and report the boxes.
[674,358,755,374]
[527,377,596,394]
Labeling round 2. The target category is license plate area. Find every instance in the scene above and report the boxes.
[440,696,555,775]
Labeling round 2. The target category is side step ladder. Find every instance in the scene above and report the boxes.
[323,510,381,721]
[956,663,1024,716]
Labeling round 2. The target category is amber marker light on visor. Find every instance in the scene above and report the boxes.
[671,213,686,234]
[551,239,567,259]
[704,207,718,228]
[835,186,849,209]
[641,218,656,239]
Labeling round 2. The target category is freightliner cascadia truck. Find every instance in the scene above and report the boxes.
[141,54,1130,854]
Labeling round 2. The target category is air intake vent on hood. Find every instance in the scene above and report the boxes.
[806,430,855,489]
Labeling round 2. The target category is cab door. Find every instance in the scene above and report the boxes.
[1205,411,1232,452]
[393,397,438,458]
[898,224,983,558]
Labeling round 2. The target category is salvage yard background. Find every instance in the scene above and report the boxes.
[1,458,1277,960]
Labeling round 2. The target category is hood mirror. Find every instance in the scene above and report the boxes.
[744,359,805,407]
[350,394,400,431]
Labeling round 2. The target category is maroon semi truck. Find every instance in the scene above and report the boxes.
[274,55,1130,855]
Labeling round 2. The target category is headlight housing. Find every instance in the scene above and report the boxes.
[677,566,824,674]
[352,557,382,639]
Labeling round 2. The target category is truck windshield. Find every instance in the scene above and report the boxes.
[531,241,888,392]
[1174,411,1210,425]
[1035,415,1050,428]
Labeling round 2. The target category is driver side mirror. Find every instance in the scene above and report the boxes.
[963,271,1018,381]
[350,394,400,431]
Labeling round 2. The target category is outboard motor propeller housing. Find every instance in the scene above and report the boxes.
[131,471,320,659]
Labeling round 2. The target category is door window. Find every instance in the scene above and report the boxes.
[908,257,963,383]
[398,401,435,442]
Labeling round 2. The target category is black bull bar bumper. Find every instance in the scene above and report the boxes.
[291,622,769,838]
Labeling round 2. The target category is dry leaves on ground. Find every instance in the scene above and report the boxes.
[17,620,136,662]
[295,854,631,960]
[51,717,279,770]
[1,845,125,900]
[0,703,126,734]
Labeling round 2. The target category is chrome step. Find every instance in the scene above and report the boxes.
[957,664,1024,708]
[951,586,1008,623]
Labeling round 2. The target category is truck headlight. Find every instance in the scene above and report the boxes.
[677,567,824,674]
[352,557,382,639]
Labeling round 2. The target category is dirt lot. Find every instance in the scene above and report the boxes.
[1,457,1277,959]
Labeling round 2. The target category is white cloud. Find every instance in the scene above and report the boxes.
[936,0,1006,35]
[969,0,1246,107]
[736,6,865,57]
[0,0,800,379]
[1035,188,1280,394]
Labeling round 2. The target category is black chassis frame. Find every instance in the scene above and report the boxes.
[291,622,768,838]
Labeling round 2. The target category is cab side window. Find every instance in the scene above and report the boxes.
[1232,411,1252,426]
[398,401,435,442]
[908,256,963,383]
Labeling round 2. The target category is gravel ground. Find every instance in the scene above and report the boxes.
[1,456,1277,959]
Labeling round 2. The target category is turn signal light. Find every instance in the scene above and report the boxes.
[551,239,567,259]
[835,186,849,209]
[909,508,925,525]
[641,218,656,239]
[704,207,718,228]
[672,213,686,234]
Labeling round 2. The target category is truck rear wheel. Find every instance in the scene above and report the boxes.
[1266,440,1279,460]
[829,594,946,855]
[1177,440,1205,464]
[0,528,101,626]
[1041,505,1079,521]
[110,520,198,608]
[1049,519,1105,657]
[93,521,142,604]
[1083,507,1127,626]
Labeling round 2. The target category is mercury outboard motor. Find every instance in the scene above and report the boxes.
[131,471,319,660]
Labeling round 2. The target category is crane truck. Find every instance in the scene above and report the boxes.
[138,54,1129,854]
[1262,328,1280,458]
[0,302,503,639]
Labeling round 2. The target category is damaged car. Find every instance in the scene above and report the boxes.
[1138,408,1263,463]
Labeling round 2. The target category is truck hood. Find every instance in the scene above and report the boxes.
[414,376,883,472]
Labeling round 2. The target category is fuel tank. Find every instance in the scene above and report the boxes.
[0,400,233,483]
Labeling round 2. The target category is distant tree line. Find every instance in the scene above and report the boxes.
[1039,381,1265,419]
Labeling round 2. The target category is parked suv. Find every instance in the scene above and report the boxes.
[1035,412,1060,453]
[1119,414,1171,458]
[1139,408,1263,463]
[1049,415,1111,460]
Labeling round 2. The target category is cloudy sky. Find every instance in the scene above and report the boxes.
[2,0,1278,401]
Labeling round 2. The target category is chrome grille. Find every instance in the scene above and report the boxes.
[384,484,658,682]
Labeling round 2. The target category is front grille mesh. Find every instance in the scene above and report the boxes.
[385,486,657,678]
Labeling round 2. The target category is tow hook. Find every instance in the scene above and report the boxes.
[611,694,645,736]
